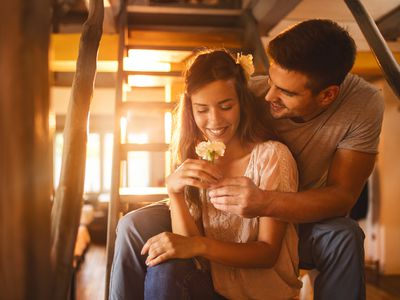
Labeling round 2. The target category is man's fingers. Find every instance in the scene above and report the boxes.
[208,185,243,199]
[212,202,242,215]
[209,176,248,188]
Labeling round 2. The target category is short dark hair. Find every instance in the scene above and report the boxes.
[267,19,356,94]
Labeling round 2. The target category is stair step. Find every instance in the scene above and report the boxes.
[124,70,182,77]
[121,101,177,113]
[121,143,170,158]
[119,186,168,204]
[127,5,242,17]
[127,29,243,51]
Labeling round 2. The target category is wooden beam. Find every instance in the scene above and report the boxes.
[376,5,400,41]
[50,0,104,299]
[353,51,400,76]
[250,0,301,35]
[0,0,52,299]
[345,0,400,99]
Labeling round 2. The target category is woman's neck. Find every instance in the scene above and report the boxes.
[215,138,254,177]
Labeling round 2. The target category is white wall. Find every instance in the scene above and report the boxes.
[51,87,116,115]
[371,79,400,274]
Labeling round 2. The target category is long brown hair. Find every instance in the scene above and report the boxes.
[170,49,274,205]
[171,49,273,168]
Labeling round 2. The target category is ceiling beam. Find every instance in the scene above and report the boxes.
[250,0,301,35]
[376,5,400,41]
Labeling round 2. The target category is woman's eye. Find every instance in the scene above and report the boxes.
[196,109,208,113]
[221,105,232,110]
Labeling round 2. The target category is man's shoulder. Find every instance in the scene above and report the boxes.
[340,74,382,104]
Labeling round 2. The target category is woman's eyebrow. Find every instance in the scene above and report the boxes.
[218,98,234,104]
[192,98,234,106]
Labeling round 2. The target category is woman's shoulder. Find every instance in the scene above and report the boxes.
[253,140,292,157]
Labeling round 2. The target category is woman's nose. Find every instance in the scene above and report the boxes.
[208,108,221,124]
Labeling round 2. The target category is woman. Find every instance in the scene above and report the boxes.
[141,49,302,299]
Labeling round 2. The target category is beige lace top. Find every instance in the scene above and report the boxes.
[189,141,302,299]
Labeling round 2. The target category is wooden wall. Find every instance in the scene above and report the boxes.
[0,1,52,299]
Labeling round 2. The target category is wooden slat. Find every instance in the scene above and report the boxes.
[51,0,104,299]
[124,70,182,77]
[119,187,168,204]
[1,0,52,298]
[121,143,169,155]
[121,101,176,112]
[127,5,242,16]
[127,29,243,51]
[105,3,127,299]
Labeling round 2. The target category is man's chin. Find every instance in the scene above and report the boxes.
[269,109,286,120]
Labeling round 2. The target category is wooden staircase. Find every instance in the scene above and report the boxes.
[105,1,269,298]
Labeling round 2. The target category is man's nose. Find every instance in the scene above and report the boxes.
[265,86,278,102]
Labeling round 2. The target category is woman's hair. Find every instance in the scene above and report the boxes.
[170,49,273,205]
[171,48,273,168]
[267,19,356,94]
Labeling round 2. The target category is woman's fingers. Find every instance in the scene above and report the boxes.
[167,159,223,193]
[141,232,193,267]
[180,159,223,180]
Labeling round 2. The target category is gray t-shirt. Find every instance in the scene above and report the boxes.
[250,74,384,191]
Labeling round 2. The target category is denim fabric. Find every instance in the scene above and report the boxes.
[144,259,225,300]
[299,217,366,300]
[109,203,365,300]
[109,203,172,300]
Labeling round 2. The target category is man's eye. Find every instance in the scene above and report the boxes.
[282,90,295,97]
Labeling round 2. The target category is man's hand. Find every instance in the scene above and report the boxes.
[141,232,201,267]
[209,177,268,218]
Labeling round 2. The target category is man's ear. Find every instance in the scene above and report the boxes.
[317,85,340,107]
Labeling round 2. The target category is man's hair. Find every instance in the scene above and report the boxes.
[267,19,356,94]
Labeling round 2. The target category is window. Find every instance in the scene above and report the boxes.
[54,132,113,194]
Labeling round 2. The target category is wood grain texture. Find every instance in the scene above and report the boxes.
[50,0,104,299]
[0,0,52,299]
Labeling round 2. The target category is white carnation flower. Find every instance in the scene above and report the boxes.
[236,53,255,80]
[195,141,226,162]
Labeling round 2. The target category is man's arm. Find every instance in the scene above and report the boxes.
[209,149,376,223]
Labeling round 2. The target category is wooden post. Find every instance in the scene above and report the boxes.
[0,1,52,299]
[50,0,104,299]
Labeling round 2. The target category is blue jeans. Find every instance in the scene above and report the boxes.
[145,259,225,300]
[109,203,366,300]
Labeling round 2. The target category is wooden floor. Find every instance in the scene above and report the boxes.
[76,244,400,300]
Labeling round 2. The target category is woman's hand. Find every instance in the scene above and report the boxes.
[141,232,203,267]
[166,159,222,195]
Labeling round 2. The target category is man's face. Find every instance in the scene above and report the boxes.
[265,63,323,122]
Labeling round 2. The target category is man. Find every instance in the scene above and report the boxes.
[109,19,384,300]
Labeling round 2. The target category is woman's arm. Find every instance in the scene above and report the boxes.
[141,217,287,268]
[197,217,287,268]
[170,193,201,236]
[167,158,222,236]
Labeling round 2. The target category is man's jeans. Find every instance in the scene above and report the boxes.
[109,203,366,300]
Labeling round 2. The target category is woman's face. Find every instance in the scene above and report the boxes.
[191,79,241,145]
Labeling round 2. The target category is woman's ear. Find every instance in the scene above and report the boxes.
[317,85,340,107]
